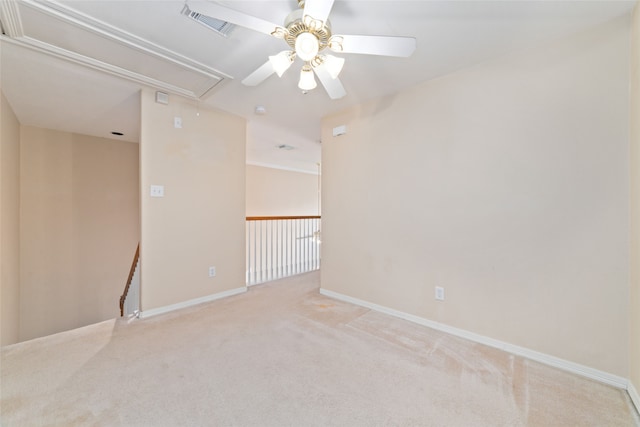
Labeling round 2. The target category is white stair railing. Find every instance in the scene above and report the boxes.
[246,216,321,286]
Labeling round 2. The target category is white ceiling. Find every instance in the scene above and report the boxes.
[1,0,636,173]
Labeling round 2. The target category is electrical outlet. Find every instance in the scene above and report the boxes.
[150,185,164,197]
[208,266,216,278]
[435,286,445,301]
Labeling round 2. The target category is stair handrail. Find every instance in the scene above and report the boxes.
[119,243,140,317]
[246,215,321,221]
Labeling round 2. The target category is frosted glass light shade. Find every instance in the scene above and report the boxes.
[298,66,317,91]
[268,51,294,77]
[295,32,319,61]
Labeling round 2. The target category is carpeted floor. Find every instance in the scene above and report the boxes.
[1,271,638,426]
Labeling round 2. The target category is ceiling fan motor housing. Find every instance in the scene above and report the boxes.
[283,9,331,55]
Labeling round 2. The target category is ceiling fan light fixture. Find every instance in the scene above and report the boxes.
[302,15,324,32]
[185,0,415,99]
[323,54,345,79]
[327,36,344,52]
[295,32,319,62]
[298,65,317,91]
[269,51,294,77]
[271,26,287,39]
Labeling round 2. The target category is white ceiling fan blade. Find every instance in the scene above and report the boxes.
[242,60,276,86]
[186,1,283,37]
[329,35,416,57]
[313,63,346,100]
[303,0,335,26]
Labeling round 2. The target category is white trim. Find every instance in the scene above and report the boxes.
[140,286,246,319]
[5,0,230,99]
[246,161,319,175]
[4,36,204,99]
[21,0,232,80]
[319,288,629,390]
[628,381,640,414]
[0,0,24,37]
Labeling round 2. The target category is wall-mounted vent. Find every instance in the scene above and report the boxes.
[181,5,235,37]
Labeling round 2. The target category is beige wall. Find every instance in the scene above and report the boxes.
[246,164,319,216]
[19,126,139,341]
[322,18,630,377]
[1,92,20,346]
[630,1,640,400]
[140,90,245,311]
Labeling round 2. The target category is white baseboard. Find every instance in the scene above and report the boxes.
[319,288,629,390]
[140,286,247,319]
[629,380,640,415]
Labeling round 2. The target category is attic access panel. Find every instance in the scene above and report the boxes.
[1,0,231,99]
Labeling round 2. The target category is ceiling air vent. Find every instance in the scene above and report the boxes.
[181,4,235,37]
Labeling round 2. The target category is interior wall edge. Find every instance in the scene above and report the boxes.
[0,90,21,346]
[629,0,640,404]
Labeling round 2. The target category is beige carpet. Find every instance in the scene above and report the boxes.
[1,271,638,426]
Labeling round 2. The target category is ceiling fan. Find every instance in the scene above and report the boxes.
[184,0,416,99]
